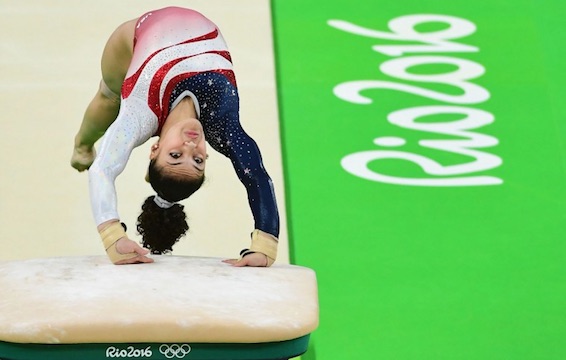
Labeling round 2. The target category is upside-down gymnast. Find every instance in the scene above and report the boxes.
[70,6,279,267]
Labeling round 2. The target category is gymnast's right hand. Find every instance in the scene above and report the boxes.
[99,221,154,265]
[113,238,154,265]
[70,145,96,172]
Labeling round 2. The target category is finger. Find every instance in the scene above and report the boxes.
[132,244,150,256]
[116,255,154,265]
[222,258,247,267]
[231,258,248,267]
[135,256,154,263]
[118,240,149,256]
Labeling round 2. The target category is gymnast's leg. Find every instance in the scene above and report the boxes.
[71,20,135,172]
[70,80,121,171]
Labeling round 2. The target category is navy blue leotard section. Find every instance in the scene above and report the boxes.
[169,72,279,237]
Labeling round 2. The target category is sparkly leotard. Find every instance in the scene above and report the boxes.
[89,7,279,237]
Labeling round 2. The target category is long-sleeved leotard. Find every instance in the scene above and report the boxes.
[89,7,279,237]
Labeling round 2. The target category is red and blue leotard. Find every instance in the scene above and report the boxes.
[89,7,279,238]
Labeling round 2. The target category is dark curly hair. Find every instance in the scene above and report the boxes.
[136,159,204,254]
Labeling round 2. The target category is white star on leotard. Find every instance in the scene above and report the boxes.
[244,168,251,175]
[208,79,214,86]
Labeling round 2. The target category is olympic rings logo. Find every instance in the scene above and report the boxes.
[159,344,192,359]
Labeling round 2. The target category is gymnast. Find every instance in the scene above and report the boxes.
[70,6,279,267]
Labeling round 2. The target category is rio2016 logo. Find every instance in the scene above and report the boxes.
[329,14,502,187]
[105,344,191,359]
[105,346,153,358]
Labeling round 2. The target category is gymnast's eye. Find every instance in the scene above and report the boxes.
[194,157,203,164]
[169,152,181,159]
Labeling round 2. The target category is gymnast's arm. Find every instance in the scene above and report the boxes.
[71,19,149,264]
[89,99,155,265]
[208,116,280,266]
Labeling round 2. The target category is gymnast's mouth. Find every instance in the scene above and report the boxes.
[184,131,200,139]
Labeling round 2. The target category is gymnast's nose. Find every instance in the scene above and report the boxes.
[183,141,196,148]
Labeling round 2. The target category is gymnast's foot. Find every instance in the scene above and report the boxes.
[71,145,96,172]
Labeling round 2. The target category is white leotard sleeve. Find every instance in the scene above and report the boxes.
[88,96,158,226]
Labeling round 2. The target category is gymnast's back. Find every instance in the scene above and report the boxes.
[102,7,229,96]
[127,7,229,80]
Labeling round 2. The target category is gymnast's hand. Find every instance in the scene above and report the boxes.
[71,145,96,172]
[223,252,268,267]
[114,238,154,265]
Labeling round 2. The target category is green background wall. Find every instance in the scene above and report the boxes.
[272,0,566,359]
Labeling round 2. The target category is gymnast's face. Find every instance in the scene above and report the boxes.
[150,118,208,178]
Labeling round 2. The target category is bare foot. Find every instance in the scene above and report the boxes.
[71,146,96,172]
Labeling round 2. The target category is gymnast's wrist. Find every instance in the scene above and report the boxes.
[98,221,125,248]
[98,221,133,263]
[244,229,278,267]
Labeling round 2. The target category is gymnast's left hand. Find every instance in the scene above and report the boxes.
[223,252,268,267]
[114,238,154,265]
